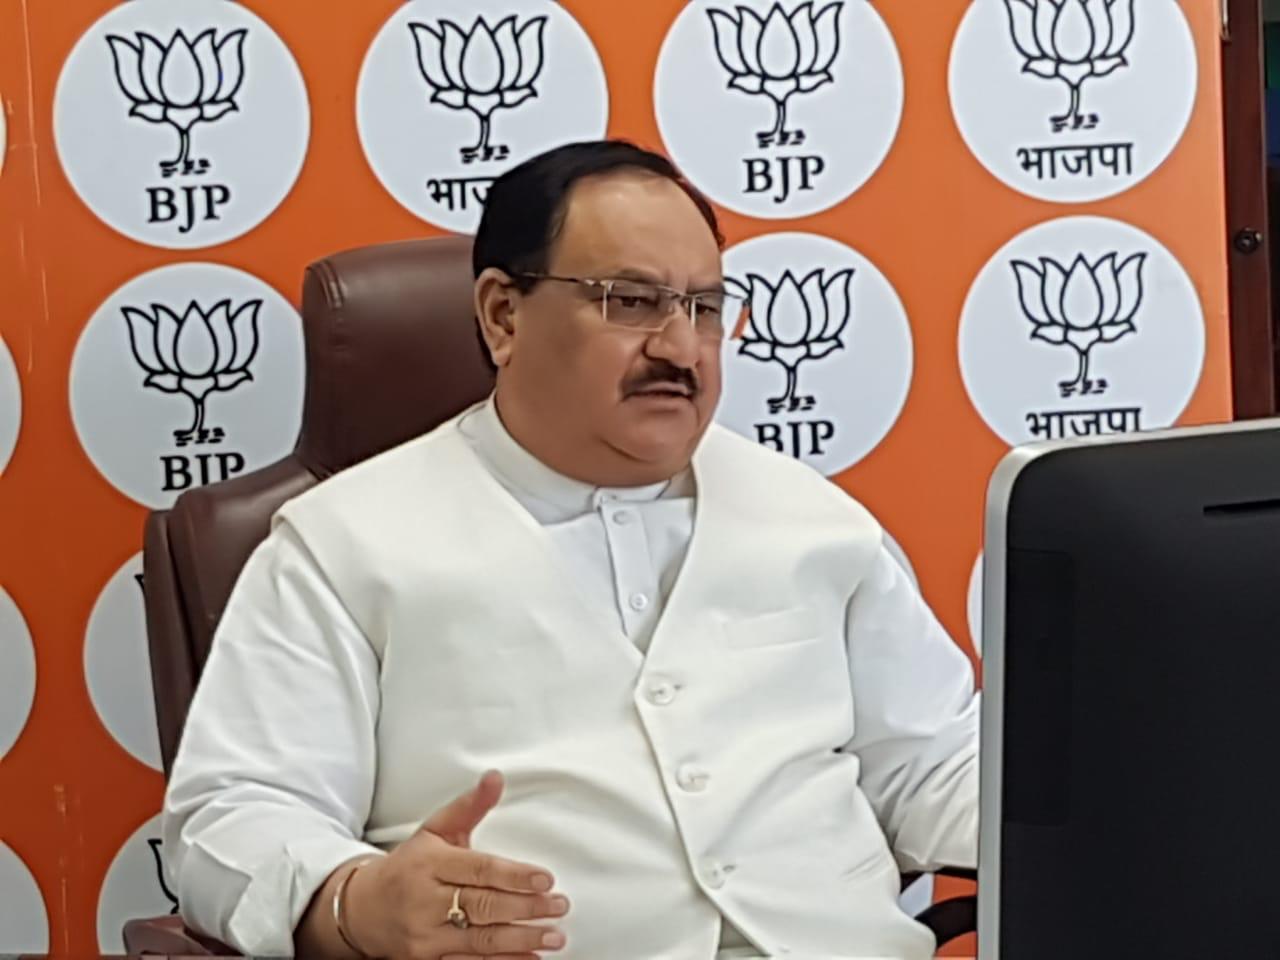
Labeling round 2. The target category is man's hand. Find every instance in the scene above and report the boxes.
[345,771,569,959]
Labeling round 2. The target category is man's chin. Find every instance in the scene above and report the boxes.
[610,416,708,476]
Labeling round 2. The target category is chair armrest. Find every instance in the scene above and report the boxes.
[902,866,977,946]
[122,916,239,956]
[915,894,977,947]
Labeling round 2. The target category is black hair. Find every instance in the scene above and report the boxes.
[471,139,723,367]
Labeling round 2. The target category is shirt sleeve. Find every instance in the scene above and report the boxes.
[841,544,980,874]
[162,520,385,956]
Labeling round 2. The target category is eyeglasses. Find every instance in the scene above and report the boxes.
[514,273,745,340]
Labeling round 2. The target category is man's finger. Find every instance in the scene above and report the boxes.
[453,887,570,926]
[443,922,566,956]
[436,847,555,894]
[421,770,504,847]
[440,953,540,960]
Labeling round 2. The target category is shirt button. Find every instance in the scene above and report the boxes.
[645,679,677,706]
[628,592,649,612]
[612,509,635,525]
[676,764,710,792]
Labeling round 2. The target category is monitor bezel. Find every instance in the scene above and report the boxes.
[976,415,1280,960]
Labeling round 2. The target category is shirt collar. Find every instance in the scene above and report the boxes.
[462,395,691,524]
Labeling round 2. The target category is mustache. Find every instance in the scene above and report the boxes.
[622,361,700,398]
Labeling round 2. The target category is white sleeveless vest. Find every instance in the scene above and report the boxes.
[275,417,935,959]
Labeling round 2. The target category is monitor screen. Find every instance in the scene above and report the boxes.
[979,419,1280,959]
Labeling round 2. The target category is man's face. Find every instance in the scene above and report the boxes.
[485,171,725,486]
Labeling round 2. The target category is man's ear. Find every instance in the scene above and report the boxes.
[474,267,519,368]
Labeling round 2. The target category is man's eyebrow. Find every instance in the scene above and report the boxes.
[688,280,727,295]
[605,268,727,294]
[605,267,666,284]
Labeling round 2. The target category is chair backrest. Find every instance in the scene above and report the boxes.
[143,236,493,776]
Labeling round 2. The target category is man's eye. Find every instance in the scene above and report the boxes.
[611,293,655,310]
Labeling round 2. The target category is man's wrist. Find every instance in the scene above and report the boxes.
[334,856,383,958]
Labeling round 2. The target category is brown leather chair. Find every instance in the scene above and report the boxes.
[126,235,491,955]
[141,235,490,780]
[126,234,975,955]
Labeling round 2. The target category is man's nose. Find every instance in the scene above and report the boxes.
[645,306,702,369]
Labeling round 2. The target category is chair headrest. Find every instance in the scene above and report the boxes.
[297,236,495,476]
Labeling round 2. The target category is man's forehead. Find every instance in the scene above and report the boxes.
[549,173,721,280]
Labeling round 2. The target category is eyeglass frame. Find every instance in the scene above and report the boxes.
[509,272,744,339]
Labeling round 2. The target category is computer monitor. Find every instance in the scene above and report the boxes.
[978,418,1280,960]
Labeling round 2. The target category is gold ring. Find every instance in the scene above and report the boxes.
[446,886,469,929]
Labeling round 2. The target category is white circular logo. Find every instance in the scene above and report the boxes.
[0,842,48,953]
[97,813,177,953]
[70,262,305,509]
[717,232,913,477]
[85,553,161,771]
[949,0,1196,203]
[959,216,1205,447]
[357,0,609,233]
[968,552,984,657]
[0,332,21,475]
[656,0,903,218]
[54,0,310,249]
[0,587,36,761]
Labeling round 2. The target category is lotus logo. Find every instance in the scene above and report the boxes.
[708,2,842,148]
[1003,0,1135,131]
[107,29,247,177]
[1012,252,1144,397]
[409,16,547,164]
[124,300,261,446]
[146,839,179,914]
[732,268,853,413]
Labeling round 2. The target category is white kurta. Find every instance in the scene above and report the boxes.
[163,400,979,959]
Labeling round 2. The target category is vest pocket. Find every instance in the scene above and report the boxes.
[723,607,823,649]
[839,846,899,884]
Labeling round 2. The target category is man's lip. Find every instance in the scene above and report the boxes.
[631,384,694,398]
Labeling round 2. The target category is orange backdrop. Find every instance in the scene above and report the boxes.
[0,1,1230,955]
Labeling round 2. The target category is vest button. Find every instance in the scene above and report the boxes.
[645,679,677,706]
[676,764,709,792]
[703,861,730,889]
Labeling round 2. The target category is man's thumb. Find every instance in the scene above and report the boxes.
[421,770,504,848]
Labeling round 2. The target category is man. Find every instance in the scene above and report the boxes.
[164,140,979,960]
